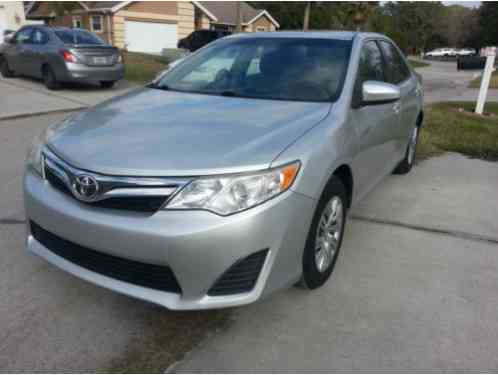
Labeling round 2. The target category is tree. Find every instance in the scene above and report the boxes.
[478,2,498,46]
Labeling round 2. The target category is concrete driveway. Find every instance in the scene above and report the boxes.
[0,76,135,120]
[1,61,498,372]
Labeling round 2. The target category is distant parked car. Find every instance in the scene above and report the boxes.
[425,48,457,58]
[0,26,124,89]
[177,29,231,52]
[457,48,476,56]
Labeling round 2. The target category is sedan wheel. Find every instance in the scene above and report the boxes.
[42,66,60,90]
[314,197,343,273]
[393,125,420,175]
[299,176,347,290]
[0,58,14,78]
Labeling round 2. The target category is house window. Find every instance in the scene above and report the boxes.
[72,16,82,28]
[256,26,266,32]
[90,15,103,32]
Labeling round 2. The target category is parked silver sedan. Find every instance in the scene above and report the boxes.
[0,26,124,89]
[24,32,423,310]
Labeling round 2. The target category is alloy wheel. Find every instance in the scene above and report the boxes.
[314,196,344,273]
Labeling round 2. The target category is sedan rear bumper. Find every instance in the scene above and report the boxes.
[60,62,125,83]
[24,170,315,310]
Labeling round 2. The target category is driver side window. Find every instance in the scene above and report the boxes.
[353,41,385,106]
[15,28,33,44]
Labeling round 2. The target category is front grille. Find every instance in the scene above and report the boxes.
[208,249,268,296]
[44,165,169,213]
[30,221,182,294]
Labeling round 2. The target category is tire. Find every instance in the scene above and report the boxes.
[299,176,348,290]
[393,125,420,175]
[42,65,60,90]
[0,57,14,78]
[100,81,115,89]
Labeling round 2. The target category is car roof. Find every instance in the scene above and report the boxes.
[226,31,388,42]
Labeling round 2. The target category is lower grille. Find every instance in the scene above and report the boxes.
[30,221,182,294]
[208,249,268,296]
[45,167,168,213]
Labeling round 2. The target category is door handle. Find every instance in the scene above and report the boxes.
[393,102,401,115]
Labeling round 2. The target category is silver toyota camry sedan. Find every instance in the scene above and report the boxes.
[24,32,423,310]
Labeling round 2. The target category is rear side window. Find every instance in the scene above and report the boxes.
[379,41,410,84]
[32,29,49,45]
[54,30,104,45]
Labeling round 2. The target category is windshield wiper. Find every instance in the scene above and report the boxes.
[219,91,242,97]
[147,83,170,91]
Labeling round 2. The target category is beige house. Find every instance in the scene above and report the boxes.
[26,1,279,54]
[0,1,26,42]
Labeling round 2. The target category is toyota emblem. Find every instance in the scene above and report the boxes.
[73,174,99,202]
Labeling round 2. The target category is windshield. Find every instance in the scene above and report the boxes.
[156,37,352,102]
[55,29,104,45]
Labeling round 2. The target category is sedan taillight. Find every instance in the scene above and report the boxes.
[60,50,78,63]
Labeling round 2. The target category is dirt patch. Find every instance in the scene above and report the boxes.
[107,305,231,373]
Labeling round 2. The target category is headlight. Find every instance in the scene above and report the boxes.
[165,161,301,216]
[26,131,45,177]
[26,115,75,177]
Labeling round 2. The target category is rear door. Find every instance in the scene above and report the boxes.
[378,40,419,160]
[350,40,402,199]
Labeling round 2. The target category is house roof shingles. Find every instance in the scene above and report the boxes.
[199,1,262,25]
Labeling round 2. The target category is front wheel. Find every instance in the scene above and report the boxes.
[299,177,347,290]
[0,58,14,78]
[393,125,419,175]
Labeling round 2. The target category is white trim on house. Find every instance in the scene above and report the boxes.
[246,10,280,29]
[110,1,134,13]
[90,15,104,32]
[191,1,218,21]
[77,1,90,11]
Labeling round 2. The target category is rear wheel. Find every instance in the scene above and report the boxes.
[100,81,115,89]
[42,65,60,90]
[299,176,347,290]
[393,125,419,175]
[0,57,14,78]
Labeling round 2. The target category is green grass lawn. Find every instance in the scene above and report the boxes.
[418,101,498,161]
[408,59,430,69]
[122,51,170,83]
[469,70,498,89]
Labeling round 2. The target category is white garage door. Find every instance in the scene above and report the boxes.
[125,20,178,54]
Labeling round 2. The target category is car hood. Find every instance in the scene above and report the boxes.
[47,88,331,176]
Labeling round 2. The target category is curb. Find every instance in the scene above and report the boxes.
[0,107,87,122]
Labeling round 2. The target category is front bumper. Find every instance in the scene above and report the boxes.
[24,170,315,310]
[60,62,125,83]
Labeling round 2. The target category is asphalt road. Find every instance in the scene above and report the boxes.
[1,61,498,371]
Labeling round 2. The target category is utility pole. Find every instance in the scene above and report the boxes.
[303,2,311,31]
[235,2,242,33]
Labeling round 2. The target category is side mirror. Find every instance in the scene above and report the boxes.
[362,81,400,105]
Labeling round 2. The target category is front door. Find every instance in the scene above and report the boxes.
[9,27,34,75]
[349,40,401,201]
